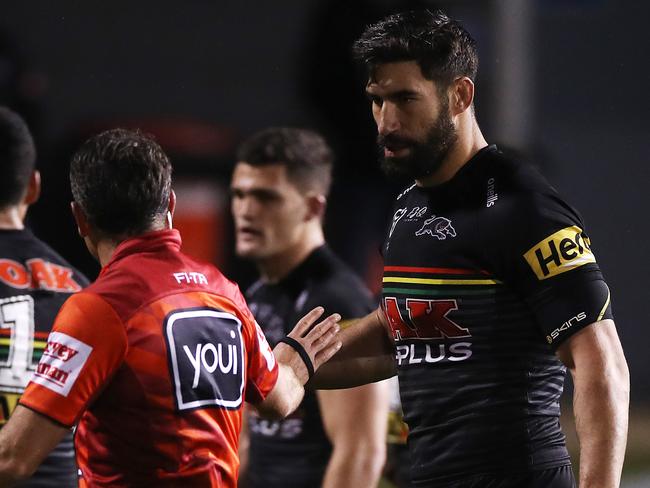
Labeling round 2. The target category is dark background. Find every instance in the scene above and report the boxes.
[2,0,648,477]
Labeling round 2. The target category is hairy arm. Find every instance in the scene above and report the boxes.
[0,405,70,484]
[310,307,396,389]
[318,381,389,488]
[255,307,342,418]
[557,319,629,488]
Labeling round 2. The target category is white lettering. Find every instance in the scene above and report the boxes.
[184,343,202,388]
[448,342,473,361]
[395,345,409,365]
[201,343,218,373]
[424,344,445,363]
[173,272,209,285]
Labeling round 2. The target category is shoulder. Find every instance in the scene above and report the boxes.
[303,250,374,318]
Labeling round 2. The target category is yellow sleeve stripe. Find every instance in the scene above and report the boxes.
[597,285,611,321]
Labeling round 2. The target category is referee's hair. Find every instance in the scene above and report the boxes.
[237,127,333,197]
[69,128,172,238]
[0,106,36,209]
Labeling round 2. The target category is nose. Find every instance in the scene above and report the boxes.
[376,102,400,136]
[233,194,255,221]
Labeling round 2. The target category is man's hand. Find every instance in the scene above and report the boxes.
[274,306,342,384]
[255,307,342,418]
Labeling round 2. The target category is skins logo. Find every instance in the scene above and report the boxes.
[383,297,470,340]
[546,311,586,344]
[524,226,595,280]
[415,216,456,240]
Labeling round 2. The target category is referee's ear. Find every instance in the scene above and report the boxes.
[70,201,91,238]
[305,193,327,222]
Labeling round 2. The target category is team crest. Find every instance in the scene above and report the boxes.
[415,216,456,240]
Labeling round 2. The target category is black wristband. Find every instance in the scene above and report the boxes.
[279,337,315,379]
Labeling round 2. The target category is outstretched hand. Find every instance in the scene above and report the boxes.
[273,307,342,384]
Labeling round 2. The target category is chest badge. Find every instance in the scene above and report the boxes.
[415,216,456,240]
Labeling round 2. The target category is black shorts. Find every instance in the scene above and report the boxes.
[431,465,576,488]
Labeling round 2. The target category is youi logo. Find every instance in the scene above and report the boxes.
[165,308,245,411]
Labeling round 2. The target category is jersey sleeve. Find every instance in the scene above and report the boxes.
[19,292,128,426]
[486,189,613,349]
[239,301,279,404]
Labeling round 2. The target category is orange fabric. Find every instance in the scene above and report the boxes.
[19,230,278,487]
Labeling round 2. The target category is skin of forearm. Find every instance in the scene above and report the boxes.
[257,363,304,419]
[572,364,629,487]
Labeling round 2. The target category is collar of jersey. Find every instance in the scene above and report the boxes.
[102,229,182,273]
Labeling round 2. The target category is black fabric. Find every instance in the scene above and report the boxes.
[0,228,88,487]
[241,245,375,488]
[422,464,576,488]
[381,146,611,484]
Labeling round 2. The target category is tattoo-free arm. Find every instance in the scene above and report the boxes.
[310,307,396,389]
[255,307,342,418]
[557,319,629,488]
[0,405,70,485]
[318,381,389,488]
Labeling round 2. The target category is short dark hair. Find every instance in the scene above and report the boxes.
[236,127,333,196]
[70,128,172,237]
[352,10,478,88]
[0,106,36,208]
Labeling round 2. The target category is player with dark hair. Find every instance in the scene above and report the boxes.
[0,106,88,487]
[0,128,342,487]
[231,127,388,488]
[312,10,629,488]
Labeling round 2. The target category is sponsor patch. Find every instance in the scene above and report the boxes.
[30,332,92,397]
[524,226,595,280]
[165,309,245,411]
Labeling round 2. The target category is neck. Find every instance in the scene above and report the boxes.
[416,118,487,187]
[257,226,325,283]
[0,206,26,230]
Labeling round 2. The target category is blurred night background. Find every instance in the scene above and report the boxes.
[3,0,648,484]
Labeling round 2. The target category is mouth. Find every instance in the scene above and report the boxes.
[237,226,263,240]
[379,136,413,159]
[384,146,411,158]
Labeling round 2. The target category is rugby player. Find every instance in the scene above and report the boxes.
[0,106,88,487]
[0,128,342,487]
[311,11,629,488]
[231,127,388,488]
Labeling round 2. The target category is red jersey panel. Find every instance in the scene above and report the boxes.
[20,230,278,487]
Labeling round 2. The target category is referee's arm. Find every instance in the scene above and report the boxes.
[557,319,629,488]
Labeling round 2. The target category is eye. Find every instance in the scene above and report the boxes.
[367,94,383,107]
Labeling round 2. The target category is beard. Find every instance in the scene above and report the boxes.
[378,105,458,180]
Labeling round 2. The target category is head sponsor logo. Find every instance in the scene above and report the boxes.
[30,332,93,397]
[415,215,456,240]
[524,226,595,280]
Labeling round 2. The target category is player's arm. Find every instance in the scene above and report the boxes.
[318,381,389,488]
[0,406,70,484]
[557,319,629,488]
[310,307,396,389]
[254,307,342,418]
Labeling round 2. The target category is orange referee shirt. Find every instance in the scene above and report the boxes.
[20,229,278,487]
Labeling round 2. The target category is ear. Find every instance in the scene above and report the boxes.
[166,189,176,229]
[168,189,176,216]
[70,201,91,238]
[24,170,41,205]
[305,193,327,221]
[450,77,475,116]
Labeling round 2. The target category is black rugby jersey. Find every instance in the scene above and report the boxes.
[242,245,374,488]
[0,228,89,487]
[381,145,612,485]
